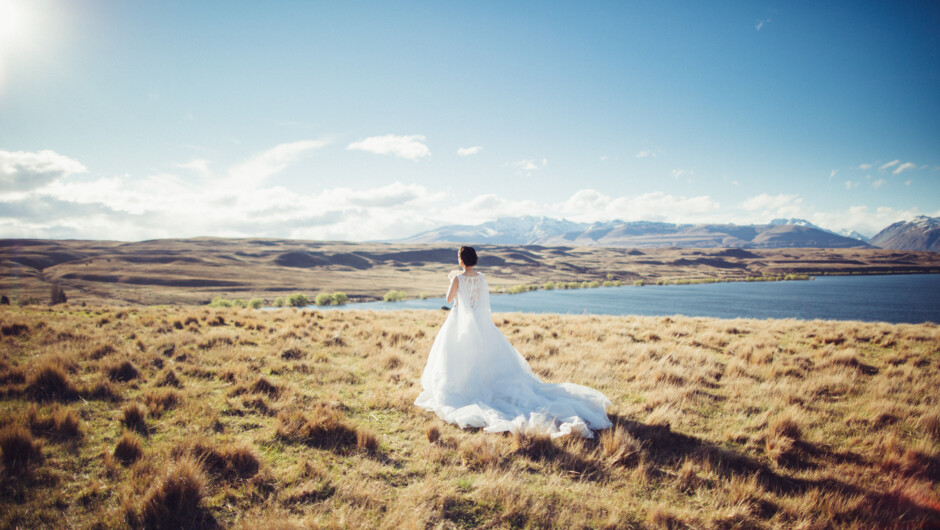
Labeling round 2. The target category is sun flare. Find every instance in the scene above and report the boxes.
[0,0,34,50]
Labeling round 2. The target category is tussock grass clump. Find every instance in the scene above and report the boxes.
[26,361,78,402]
[122,404,148,433]
[276,403,358,450]
[250,376,280,398]
[383,353,402,370]
[113,431,143,465]
[0,365,25,388]
[323,335,346,347]
[512,430,558,461]
[155,368,181,388]
[85,378,122,401]
[919,412,940,441]
[89,344,115,359]
[459,437,501,470]
[106,360,140,382]
[280,347,305,360]
[140,456,211,529]
[1,323,30,337]
[425,424,441,443]
[27,405,82,440]
[600,425,643,467]
[144,389,180,417]
[357,428,380,454]
[0,424,43,473]
[767,411,802,441]
[184,438,261,480]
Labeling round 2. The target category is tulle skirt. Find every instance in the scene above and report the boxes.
[414,307,612,438]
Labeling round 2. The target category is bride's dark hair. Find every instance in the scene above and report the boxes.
[459,246,478,267]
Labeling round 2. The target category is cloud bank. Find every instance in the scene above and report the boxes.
[0,149,87,191]
[2,148,936,242]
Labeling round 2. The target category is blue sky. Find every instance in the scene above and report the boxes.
[0,0,938,240]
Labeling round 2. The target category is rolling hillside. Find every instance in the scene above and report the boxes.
[2,238,939,306]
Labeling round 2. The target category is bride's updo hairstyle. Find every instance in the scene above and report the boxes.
[459,246,478,267]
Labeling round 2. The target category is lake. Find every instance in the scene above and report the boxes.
[303,274,940,324]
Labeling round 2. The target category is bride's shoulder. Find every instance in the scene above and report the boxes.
[447,270,462,281]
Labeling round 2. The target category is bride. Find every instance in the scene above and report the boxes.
[414,246,612,438]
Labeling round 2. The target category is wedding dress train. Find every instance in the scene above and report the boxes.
[414,272,612,438]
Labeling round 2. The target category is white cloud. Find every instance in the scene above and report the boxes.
[553,189,720,224]
[457,146,482,157]
[808,206,939,238]
[672,169,687,180]
[635,149,657,159]
[892,162,916,175]
[906,179,912,186]
[829,169,838,179]
[755,18,770,30]
[858,163,873,170]
[347,134,430,160]
[177,159,210,176]
[844,180,858,189]
[507,158,548,174]
[227,139,328,188]
[448,194,543,223]
[0,149,87,191]
[879,159,900,170]
[741,193,801,212]
[872,178,885,189]
[330,181,440,208]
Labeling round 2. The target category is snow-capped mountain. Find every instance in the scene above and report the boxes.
[770,218,870,243]
[839,230,870,243]
[870,216,940,252]
[402,216,585,245]
[398,216,872,249]
[769,218,824,229]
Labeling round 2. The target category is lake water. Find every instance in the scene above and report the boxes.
[304,274,940,324]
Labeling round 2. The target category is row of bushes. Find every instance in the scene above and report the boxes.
[500,279,624,295]
[209,297,265,308]
[498,273,812,295]
[646,274,812,286]
[272,292,349,307]
[383,290,408,302]
[209,292,349,308]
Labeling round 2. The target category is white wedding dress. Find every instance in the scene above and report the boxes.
[415,272,612,438]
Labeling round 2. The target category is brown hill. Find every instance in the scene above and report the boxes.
[1,238,938,306]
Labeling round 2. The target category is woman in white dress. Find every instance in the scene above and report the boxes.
[415,246,612,438]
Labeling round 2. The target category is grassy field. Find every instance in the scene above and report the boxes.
[1,304,939,528]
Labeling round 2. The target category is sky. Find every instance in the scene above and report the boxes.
[0,0,938,241]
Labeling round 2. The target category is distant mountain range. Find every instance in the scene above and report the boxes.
[400,215,940,251]
[870,216,940,252]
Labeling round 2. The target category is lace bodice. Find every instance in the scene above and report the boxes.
[461,274,483,310]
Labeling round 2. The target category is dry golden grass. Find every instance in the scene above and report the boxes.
[0,304,939,528]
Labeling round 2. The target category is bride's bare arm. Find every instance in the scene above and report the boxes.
[446,276,459,304]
